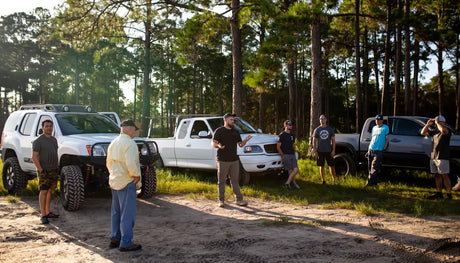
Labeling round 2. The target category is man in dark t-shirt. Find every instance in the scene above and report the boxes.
[313,115,337,184]
[212,113,252,207]
[32,119,59,224]
[420,115,452,200]
[277,120,299,190]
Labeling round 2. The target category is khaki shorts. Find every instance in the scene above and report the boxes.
[38,169,59,190]
[430,159,449,174]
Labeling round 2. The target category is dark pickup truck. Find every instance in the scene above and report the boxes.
[333,116,460,183]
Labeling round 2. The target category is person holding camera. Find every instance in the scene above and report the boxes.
[420,115,452,200]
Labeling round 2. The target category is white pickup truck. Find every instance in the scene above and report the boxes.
[150,116,284,184]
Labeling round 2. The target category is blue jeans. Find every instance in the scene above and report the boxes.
[367,150,383,185]
[110,182,137,248]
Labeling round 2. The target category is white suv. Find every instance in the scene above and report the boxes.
[1,104,159,211]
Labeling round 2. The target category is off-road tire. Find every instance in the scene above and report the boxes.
[2,157,29,194]
[334,153,357,177]
[60,165,85,211]
[137,165,157,198]
[239,162,251,186]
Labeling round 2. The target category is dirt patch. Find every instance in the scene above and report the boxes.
[0,195,459,262]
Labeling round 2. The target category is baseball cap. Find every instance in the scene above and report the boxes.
[121,119,139,130]
[435,115,446,122]
[285,120,292,126]
[375,115,383,120]
[223,113,236,119]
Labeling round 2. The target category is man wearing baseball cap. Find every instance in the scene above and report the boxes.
[212,113,252,207]
[277,120,300,189]
[421,115,452,200]
[365,114,389,187]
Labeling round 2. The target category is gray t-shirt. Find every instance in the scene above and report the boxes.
[32,135,58,170]
[313,125,335,153]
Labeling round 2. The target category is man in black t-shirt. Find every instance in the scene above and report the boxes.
[420,115,452,200]
[277,120,299,190]
[32,119,59,224]
[212,113,252,207]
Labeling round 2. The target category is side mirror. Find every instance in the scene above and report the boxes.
[257,128,262,133]
[38,129,43,135]
[198,130,211,138]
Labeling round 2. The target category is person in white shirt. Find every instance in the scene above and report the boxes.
[106,120,142,252]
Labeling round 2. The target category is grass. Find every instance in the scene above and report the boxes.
[1,159,459,217]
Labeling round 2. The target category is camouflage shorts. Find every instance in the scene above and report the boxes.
[38,169,59,190]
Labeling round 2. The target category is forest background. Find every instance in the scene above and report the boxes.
[0,0,459,140]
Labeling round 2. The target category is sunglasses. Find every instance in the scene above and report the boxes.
[319,117,326,120]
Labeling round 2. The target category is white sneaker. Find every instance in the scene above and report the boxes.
[452,180,460,191]
[218,201,225,207]
[235,200,248,206]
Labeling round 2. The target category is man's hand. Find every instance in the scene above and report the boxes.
[133,176,140,185]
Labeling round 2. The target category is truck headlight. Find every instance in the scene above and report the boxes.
[92,144,107,156]
[140,144,149,156]
[148,142,158,154]
[244,145,263,153]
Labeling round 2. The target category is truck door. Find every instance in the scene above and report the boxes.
[17,113,38,173]
[385,118,431,169]
[174,120,216,169]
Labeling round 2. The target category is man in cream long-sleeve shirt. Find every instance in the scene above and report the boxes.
[106,120,142,252]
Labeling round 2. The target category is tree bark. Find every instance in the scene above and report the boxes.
[310,14,322,137]
[141,1,152,136]
[404,0,411,115]
[355,0,362,132]
[231,0,243,116]
[381,0,393,116]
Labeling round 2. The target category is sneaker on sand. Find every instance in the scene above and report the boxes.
[109,239,120,249]
[427,192,443,200]
[40,216,49,224]
[294,184,301,190]
[452,180,460,191]
[218,201,225,208]
[119,244,142,252]
[235,200,248,206]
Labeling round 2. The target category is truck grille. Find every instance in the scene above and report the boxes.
[264,144,278,153]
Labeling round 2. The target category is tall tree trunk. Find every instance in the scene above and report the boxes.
[373,32,381,113]
[310,14,322,137]
[363,26,370,119]
[393,0,402,116]
[258,91,266,131]
[437,48,444,115]
[404,0,411,115]
[456,31,460,131]
[381,0,393,116]
[231,0,243,116]
[141,1,152,136]
[288,59,295,120]
[412,40,419,115]
[355,0,362,132]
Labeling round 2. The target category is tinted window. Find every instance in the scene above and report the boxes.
[207,117,257,134]
[19,113,37,136]
[393,119,422,136]
[56,113,120,135]
[190,120,209,138]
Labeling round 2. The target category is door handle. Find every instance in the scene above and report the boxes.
[390,139,401,142]
[364,138,371,142]
[185,143,191,147]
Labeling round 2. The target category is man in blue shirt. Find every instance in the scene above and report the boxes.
[365,115,389,187]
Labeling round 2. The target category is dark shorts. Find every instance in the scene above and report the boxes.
[283,154,298,170]
[38,169,59,190]
[317,152,335,167]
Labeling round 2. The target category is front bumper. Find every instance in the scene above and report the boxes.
[239,154,283,173]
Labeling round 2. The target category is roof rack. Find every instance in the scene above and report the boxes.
[19,104,95,113]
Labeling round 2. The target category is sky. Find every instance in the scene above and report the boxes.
[1,0,446,91]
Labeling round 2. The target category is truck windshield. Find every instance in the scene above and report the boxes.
[56,113,121,135]
[207,117,257,134]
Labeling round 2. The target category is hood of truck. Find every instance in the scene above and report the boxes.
[58,133,119,144]
[241,133,279,144]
